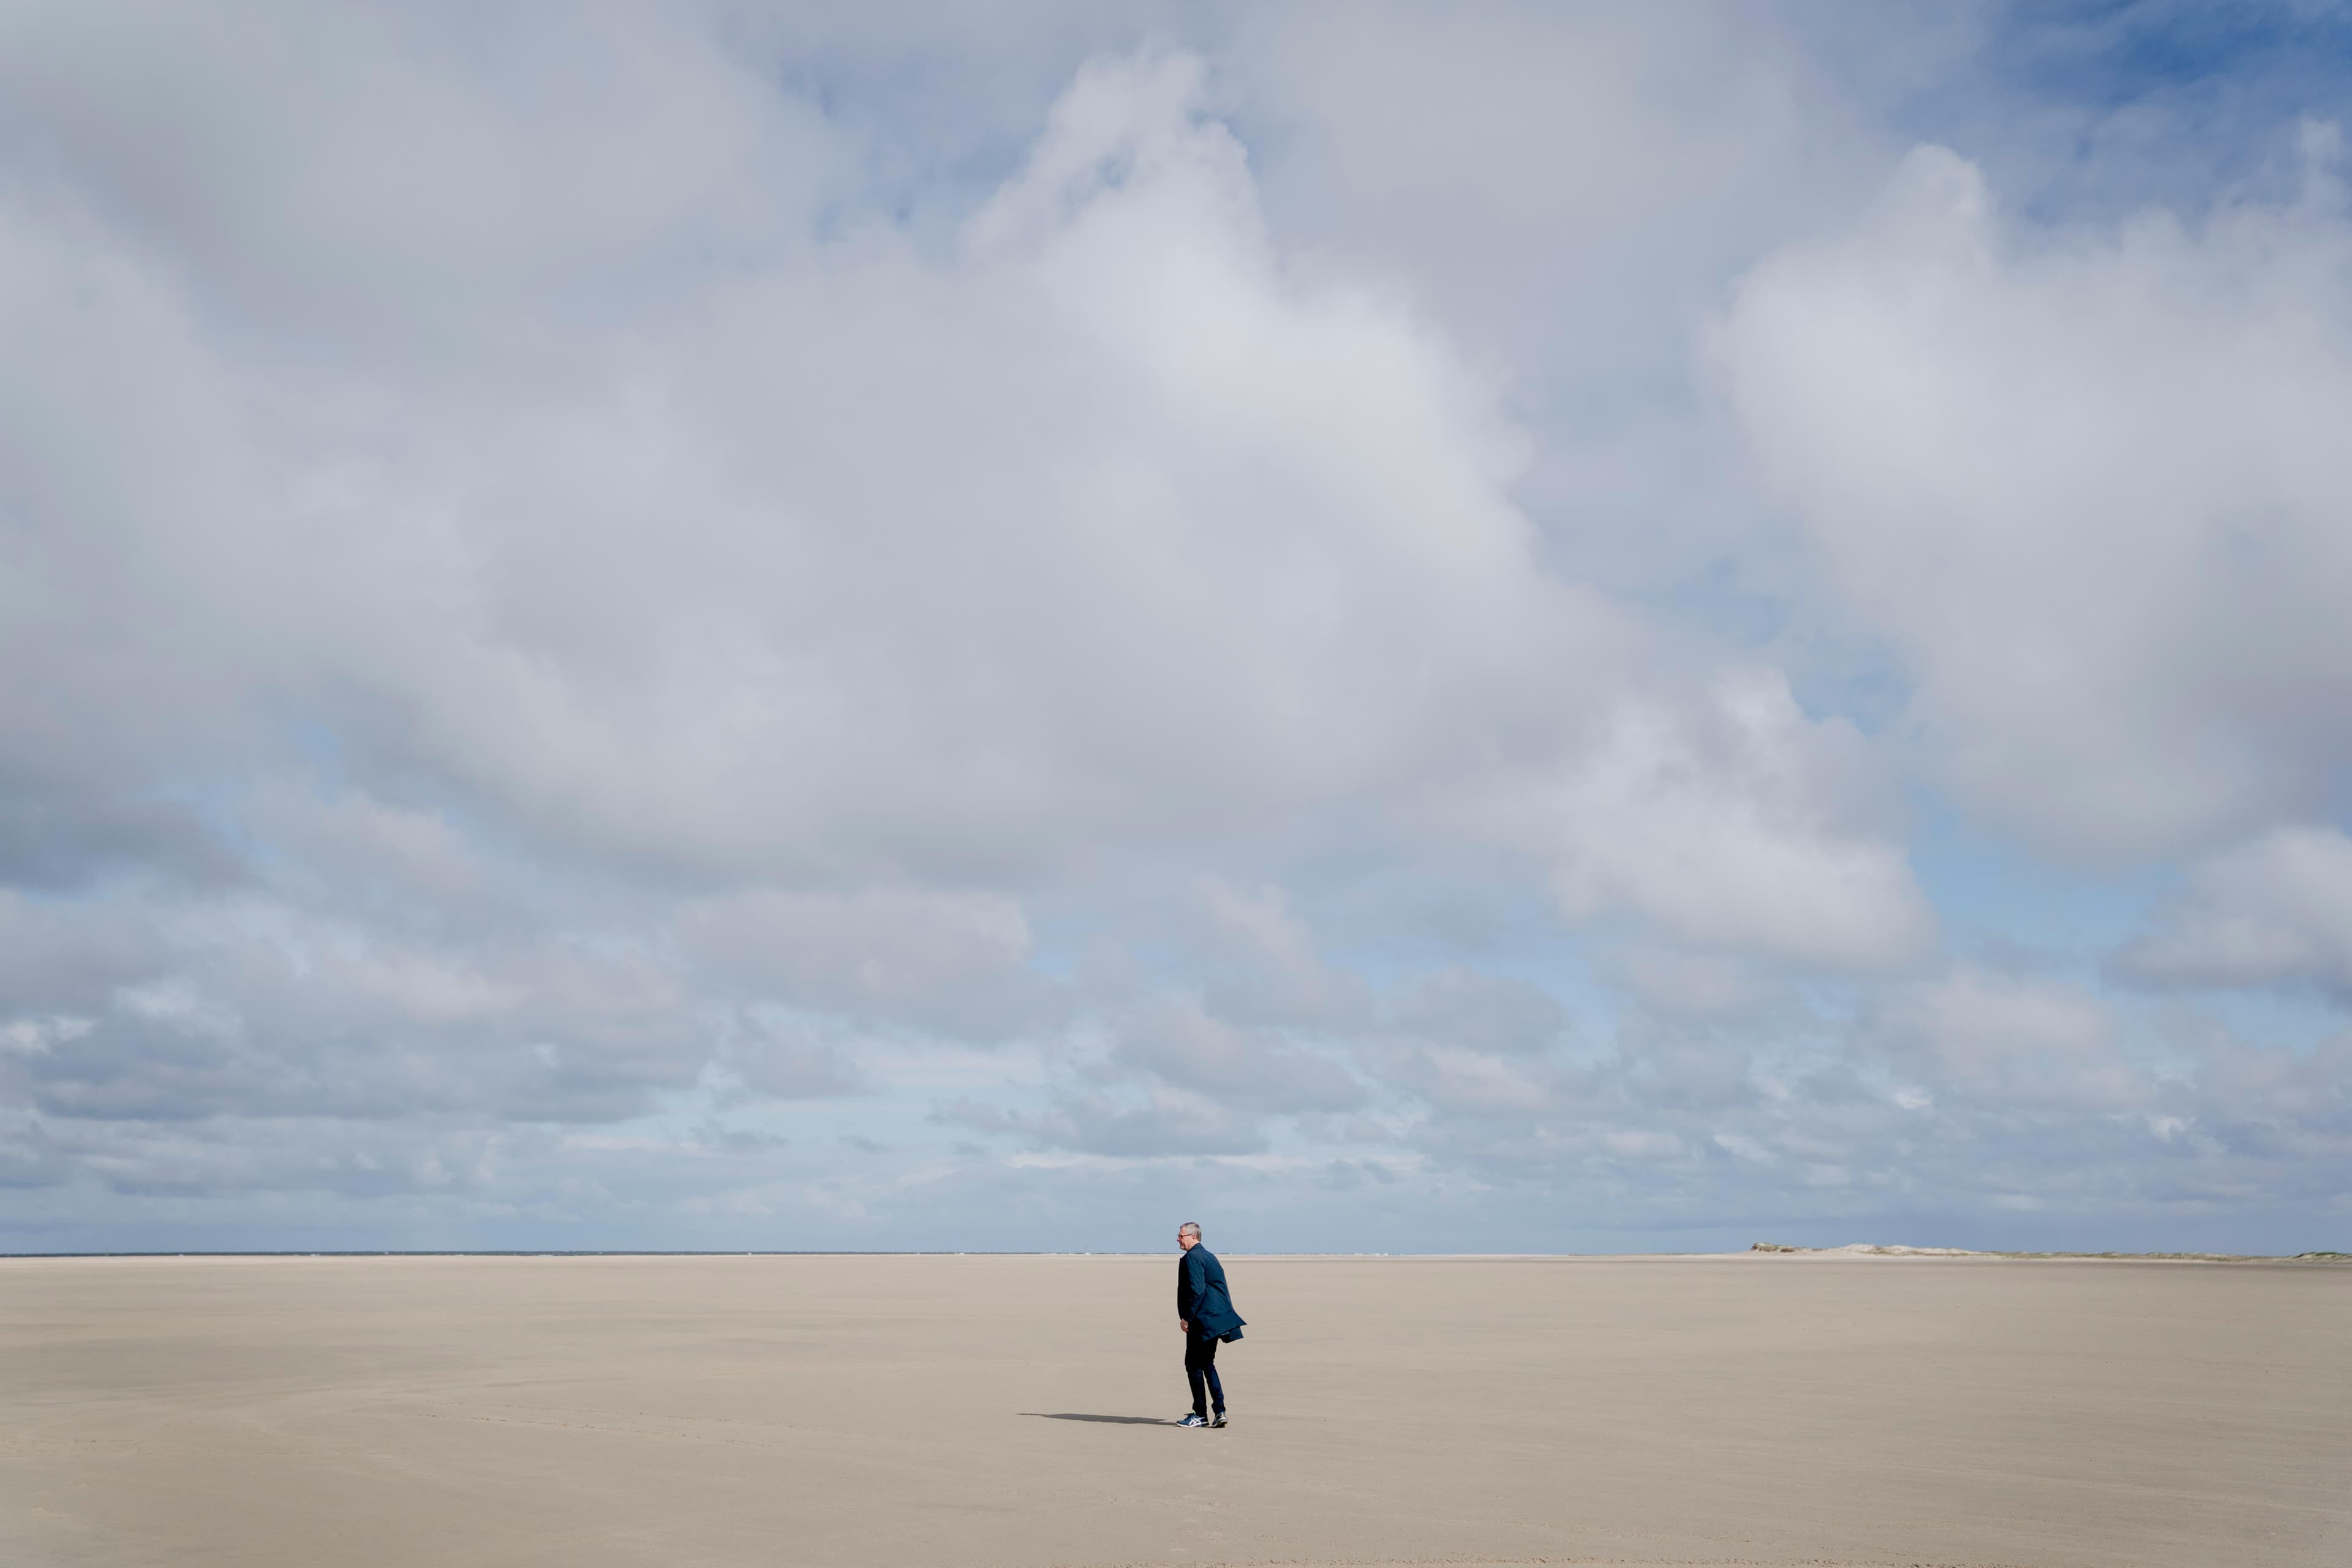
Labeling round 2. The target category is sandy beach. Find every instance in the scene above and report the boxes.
[3,1252,2345,1567]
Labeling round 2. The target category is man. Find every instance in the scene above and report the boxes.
[1174,1221,1243,1428]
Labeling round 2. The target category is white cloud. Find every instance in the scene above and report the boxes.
[1386,969,1566,1057]
[1861,966,2142,1115]
[2114,826,2352,998]
[1507,671,1932,970]
[1183,876,1366,1029]
[1718,137,2352,860]
[1110,995,1366,1115]
[678,885,1047,1038]
[1605,948,1793,1024]
[715,1016,865,1102]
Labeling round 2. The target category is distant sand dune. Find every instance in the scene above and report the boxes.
[1751,1240,2352,1262]
[3,1253,2346,1567]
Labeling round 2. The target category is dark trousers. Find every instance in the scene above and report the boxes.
[1185,1332,1224,1416]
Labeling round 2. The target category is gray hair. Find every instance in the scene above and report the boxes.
[1178,1221,1200,1238]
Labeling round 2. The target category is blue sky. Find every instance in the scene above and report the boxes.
[1,0,2348,1254]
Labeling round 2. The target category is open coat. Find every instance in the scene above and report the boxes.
[1176,1246,1245,1341]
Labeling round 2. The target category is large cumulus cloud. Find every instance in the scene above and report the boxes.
[1717,135,2352,861]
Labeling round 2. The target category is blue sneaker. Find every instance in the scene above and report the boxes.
[1176,1412,1208,1428]
[1210,1412,1227,1428]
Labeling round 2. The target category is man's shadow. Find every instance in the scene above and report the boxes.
[1021,1412,1174,1425]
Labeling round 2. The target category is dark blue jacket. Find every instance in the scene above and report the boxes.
[1177,1246,1245,1340]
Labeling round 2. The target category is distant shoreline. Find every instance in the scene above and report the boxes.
[1746,1242,2352,1264]
[5,1246,2348,1264]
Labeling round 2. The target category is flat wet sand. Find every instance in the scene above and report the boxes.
[2,1253,2345,1567]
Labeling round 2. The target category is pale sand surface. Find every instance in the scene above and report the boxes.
[3,1254,2346,1568]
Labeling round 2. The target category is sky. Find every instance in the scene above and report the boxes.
[3,0,2351,1254]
